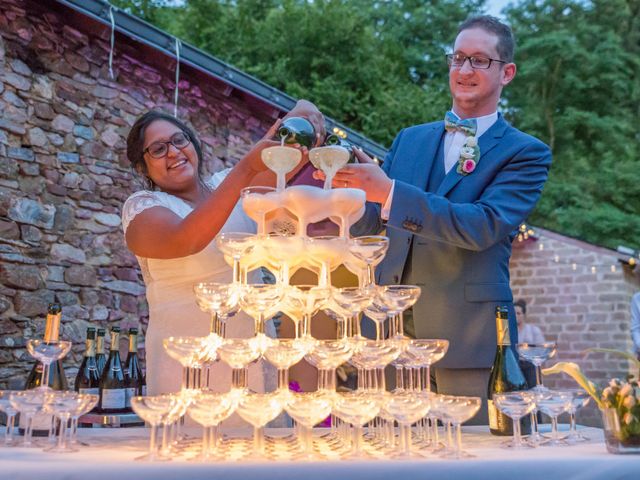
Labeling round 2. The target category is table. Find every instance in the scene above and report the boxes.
[0,425,637,480]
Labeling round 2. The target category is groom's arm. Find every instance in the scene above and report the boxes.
[387,136,551,251]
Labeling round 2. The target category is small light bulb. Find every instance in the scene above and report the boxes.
[554,255,560,263]
[538,243,544,251]
[572,263,577,271]
[591,266,596,274]
[611,265,616,273]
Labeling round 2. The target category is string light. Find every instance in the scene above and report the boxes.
[108,5,116,79]
[515,222,638,275]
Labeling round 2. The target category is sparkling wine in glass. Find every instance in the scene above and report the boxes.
[262,145,302,191]
[242,185,282,235]
[309,145,350,190]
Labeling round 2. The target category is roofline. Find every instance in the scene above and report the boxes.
[54,0,388,159]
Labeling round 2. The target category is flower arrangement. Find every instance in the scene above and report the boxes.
[543,349,640,453]
[457,136,480,175]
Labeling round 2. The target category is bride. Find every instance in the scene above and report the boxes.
[121,110,286,396]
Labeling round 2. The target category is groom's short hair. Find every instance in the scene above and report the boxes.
[458,15,515,63]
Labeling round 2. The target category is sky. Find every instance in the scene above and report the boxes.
[485,0,512,18]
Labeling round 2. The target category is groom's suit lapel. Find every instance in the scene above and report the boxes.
[404,123,446,191]
[436,115,509,197]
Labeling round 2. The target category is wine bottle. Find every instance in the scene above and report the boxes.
[95,327,107,379]
[487,306,531,436]
[124,327,145,409]
[74,327,100,400]
[22,303,68,435]
[98,326,127,413]
[277,117,316,148]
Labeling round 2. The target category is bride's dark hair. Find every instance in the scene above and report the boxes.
[126,111,205,190]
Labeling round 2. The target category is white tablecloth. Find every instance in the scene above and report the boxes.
[0,425,637,480]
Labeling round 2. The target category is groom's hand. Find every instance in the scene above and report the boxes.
[313,147,393,205]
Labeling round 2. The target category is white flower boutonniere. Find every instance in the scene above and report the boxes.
[457,136,480,175]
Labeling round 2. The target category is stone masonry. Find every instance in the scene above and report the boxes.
[0,0,277,388]
[510,227,640,425]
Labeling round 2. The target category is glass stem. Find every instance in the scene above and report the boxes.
[149,424,158,457]
[455,423,463,457]
[254,426,265,456]
[303,425,313,455]
[353,425,363,456]
[209,312,218,335]
[232,259,241,284]
[570,411,577,434]
[513,416,522,447]
[5,413,15,444]
[551,416,559,440]
[366,264,375,287]
[278,368,289,390]
[23,416,33,446]
[57,415,69,449]
[40,362,51,388]
[201,426,209,459]
[402,424,412,456]
[534,364,543,387]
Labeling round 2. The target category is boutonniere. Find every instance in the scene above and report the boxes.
[456,136,480,175]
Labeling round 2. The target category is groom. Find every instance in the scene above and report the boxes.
[325,15,552,423]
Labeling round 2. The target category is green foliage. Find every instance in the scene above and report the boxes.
[112,0,640,249]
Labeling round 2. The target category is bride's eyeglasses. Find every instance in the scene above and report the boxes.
[144,132,191,158]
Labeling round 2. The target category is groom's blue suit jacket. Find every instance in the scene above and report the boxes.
[354,115,551,369]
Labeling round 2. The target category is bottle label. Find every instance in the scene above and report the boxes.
[101,388,126,409]
[79,388,99,396]
[488,399,498,430]
[125,388,136,407]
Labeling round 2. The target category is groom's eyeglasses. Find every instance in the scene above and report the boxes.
[446,53,506,70]
[144,132,191,158]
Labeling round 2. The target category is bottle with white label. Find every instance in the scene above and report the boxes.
[123,327,145,409]
[75,327,100,404]
[98,327,126,413]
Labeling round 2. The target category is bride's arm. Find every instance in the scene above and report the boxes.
[124,125,280,260]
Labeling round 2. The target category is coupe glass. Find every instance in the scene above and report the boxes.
[309,145,350,190]
[516,342,557,392]
[217,337,262,389]
[215,232,258,283]
[536,390,573,446]
[305,235,347,287]
[328,188,366,237]
[0,390,18,446]
[493,392,536,449]
[241,185,280,233]
[348,236,389,288]
[381,391,431,459]
[187,392,237,461]
[261,146,302,191]
[240,283,283,339]
[43,391,85,453]
[305,339,354,391]
[363,290,391,341]
[332,391,381,458]
[285,391,334,460]
[284,285,331,338]
[68,393,99,446]
[131,394,182,461]
[264,233,306,284]
[264,338,316,392]
[381,285,421,341]
[349,339,401,392]
[26,339,72,391]
[332,286,373,342]
[236,391,285,458]
[193,282,240,337]
[163,336,208,390]
[9,390,48,447]
[404,339,449,393]
[565,389,591,443]
[440,396,481,459]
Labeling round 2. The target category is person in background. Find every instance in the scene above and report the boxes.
[515,298,545,344]
[319,15,552,424]
[631,292,640,359]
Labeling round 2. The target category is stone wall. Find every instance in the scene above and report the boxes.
[0,0,276,389]
[510,227,640,426]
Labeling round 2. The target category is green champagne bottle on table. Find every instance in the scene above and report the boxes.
[124,327,145,409]
[74,327,100,399]
[487,306,531,436]
[95,327,107,378]
[99,327,127,413]
[277,117,316,148]
[22,303,68,435]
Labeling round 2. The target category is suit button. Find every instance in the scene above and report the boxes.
[393,275,399,283]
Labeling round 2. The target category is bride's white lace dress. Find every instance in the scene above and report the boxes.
[121,169,276,397]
